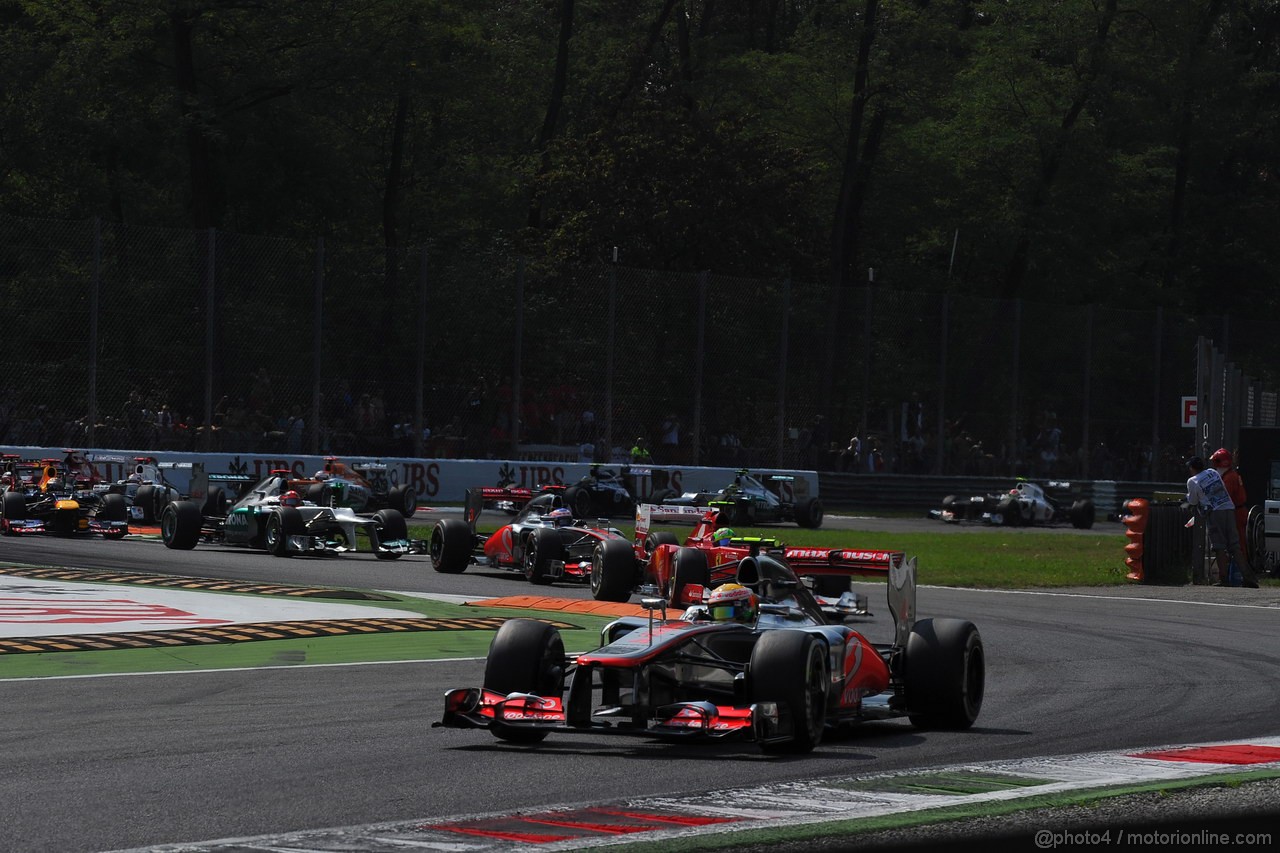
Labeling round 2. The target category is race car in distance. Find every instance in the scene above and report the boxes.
[487,465,674,519]
[61,450,254,524]
[930,479,1095,529]
[436,549,985,753]
[661,468,823,528]
[428,487,633,586]
[591,504,898,615]
[296,457,418,517]
[0,457,128,538]
[160,470,410,558]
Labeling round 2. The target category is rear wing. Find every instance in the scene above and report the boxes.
[780,547,906,580]
[464,486,538,532]
[185,463,257,503]
[634,503,716,541]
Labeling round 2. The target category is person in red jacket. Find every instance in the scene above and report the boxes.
[1210,448,1256,587]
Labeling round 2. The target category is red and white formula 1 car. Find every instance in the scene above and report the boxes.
[436,551,985,753]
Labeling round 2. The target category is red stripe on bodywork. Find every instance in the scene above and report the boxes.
[1130,745,1280,765]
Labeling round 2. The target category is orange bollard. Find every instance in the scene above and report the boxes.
[1122,498,1149,582]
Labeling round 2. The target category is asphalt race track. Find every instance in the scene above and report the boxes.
[1,514,1276,853]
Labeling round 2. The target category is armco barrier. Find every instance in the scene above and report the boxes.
[0,445,818,508]
[815,472,1185,518]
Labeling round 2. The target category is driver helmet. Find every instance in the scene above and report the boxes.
[707,583,758,624]
[711,527,735,546]
[547,507,572,526]
[280,490,303,508]
[44,478,64,493]
[1210,448,1233,468]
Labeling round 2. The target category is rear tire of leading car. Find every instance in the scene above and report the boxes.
[133,484,158,524]
[796,497,824,529]
[904,617,985,730]
[389,484,416,518]
[590,538,636,602]
[484,619,565,744]
[307,483,330,506]
[749,631,828,754]
[266,507,305,557]
[523,527,559,585]
[371,508,406,560]
[565,486,592,520]
[202,487,228,517]
[1068,499,1096,529]
[430,518,472,574]
[161,501,203,550]
[643,530,679,553]
[667,546,710,608]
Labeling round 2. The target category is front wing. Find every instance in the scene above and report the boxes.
[437,687,790,744]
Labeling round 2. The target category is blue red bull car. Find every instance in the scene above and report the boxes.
[436,551,985,753]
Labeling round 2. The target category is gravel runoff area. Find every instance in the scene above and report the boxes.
[727,776,1280,853]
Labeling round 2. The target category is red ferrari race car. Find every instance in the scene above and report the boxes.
[435,550,985,753]
[427,487,634,587]
[588,504,901,614]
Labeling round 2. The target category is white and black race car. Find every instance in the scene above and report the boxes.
[931,479,1095,529]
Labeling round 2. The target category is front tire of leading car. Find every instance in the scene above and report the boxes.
[371,508,407,560]
[430,518,472,574]
[749,631,829,753]
[904,617,985,730]
[266,508,305,557]
[523,527,559,585]
[484,618,565,744]
[667,546,709,608]
[161,501,203,550]
[590,538,635,602]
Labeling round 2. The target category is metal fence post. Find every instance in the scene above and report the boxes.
[1010,299,1022,476]
[1152,307,1163,466]
[776,275,791,468]
[88,217,101,447]
[606,262,616,459]
[312,236,324,454]
[512,257,524,454]
[203,227,216,452]
[859,282,873,463]
[692,270,708,466]
[1081,305,1093,477]
[936,292,948,475]
[414,246,428,458]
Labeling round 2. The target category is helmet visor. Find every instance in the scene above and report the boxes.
[711,603,741,622]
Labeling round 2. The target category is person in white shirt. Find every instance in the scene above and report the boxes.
[1185,455,1257,587]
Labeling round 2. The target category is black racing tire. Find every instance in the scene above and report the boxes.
[995,496,1019,526]
[796,497,824,529]
[161,500,203,550]
[98,493,129,539]
[133,484,158,523]
[590,538,636,602]
[667,546,710,608]
[1068,499,1096,530]
[714,503,737,526]
[749,630,829,754]
[941,494,957,509]
[371,508,407,560]
[904,617,985,730]
[203,487,228,517]
[306,483,330,506]
[1247,506,1267,576]
[564,486,592,520]
[389,484,417,517]
[483,618,565,744]
[430,518,472,574]
[649,488,677,503]
[523,527,559,585]
[2,490,26,533]
[266,507,305,557]
[643,530,680,553]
